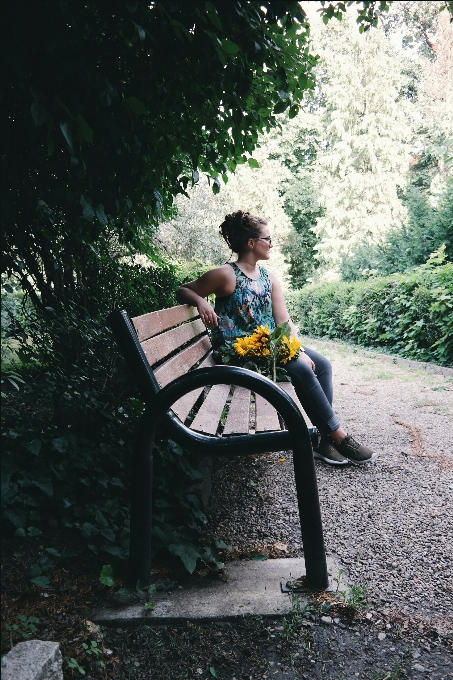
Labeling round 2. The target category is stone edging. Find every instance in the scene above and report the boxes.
[305,338,453,378]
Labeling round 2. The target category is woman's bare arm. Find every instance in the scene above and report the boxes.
[268,271,298,336]
[268,270,315,370]
[176,266,235,327]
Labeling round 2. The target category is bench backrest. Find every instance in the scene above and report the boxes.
[110,304,313,436]
[131,304,215,421]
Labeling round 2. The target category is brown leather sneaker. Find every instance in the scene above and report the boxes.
[313,439,349,466]
[335,435,377,464]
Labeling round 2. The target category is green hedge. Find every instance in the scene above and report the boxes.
[285,261,453,367]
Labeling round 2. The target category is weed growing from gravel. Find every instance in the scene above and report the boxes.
[280,594,316,646]
[334,569,368,611]
[371,663,407,680]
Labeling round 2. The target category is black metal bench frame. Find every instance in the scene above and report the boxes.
[109,307,329,591]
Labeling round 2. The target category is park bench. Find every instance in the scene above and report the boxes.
[108,304,329,591]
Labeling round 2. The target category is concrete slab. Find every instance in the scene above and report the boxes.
[94,556,345,626]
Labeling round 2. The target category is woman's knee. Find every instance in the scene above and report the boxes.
[286,357,317,382]
[305,349,332,377]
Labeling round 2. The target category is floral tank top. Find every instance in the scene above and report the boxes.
[210,262,275,349]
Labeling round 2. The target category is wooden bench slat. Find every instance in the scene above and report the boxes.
[154,336,212,388]
[171,354,216,422]
[255,393,281,432]
[223,386,251,435]
[132,304,200,342]
[190,384,231,435]
[277,382,313,428]
[141,319,206,366]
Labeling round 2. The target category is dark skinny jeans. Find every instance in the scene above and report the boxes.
[284,347,340,434]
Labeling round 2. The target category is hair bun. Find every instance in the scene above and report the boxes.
[219,211,267,255]
[225,211,244,226]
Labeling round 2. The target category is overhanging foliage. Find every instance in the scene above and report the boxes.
[1,0,318,307]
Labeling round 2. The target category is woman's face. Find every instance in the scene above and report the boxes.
[252,224,273,260]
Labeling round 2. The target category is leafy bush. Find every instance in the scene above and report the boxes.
[1,258,225,571]
[286,250,453,366]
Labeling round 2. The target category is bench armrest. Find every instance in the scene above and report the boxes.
[147,365,308,441]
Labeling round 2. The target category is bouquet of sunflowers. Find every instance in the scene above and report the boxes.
[217,321,302,382]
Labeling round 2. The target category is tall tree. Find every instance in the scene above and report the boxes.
[310,11,415,274]
[339,2,453,280]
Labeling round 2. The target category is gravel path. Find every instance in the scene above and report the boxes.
[96,342,453,679]
[207,340,453,624]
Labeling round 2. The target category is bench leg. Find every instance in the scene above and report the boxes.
[292,437,329,591]
[129,413,154,589]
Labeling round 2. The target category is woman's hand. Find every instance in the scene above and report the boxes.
[197,298,218,327]
[300,352,315,372]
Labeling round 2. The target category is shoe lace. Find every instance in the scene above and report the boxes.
[344,435,360,451]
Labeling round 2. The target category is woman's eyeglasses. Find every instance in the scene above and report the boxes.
[255,237,272,245]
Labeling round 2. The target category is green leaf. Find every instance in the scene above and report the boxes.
[100,526,116,542]
[30,575,50,588]
[75,114,93,143]
[96,204,108,226]
[258,108,271,117]
[6,509,27,529]
[247,158,260,169]
[125,96,149,115]
[14,528,26,537]
[99,564,115,587]
[298,73,308,89]
[60,121,73,152]
[30,563,42,577]
[32,478,53,497]
[52,437,68,453]
[288,104,299,119]
[102,545,125,558]
[31,102,48,126]
[28,526,43,536]
[214,538,232,551]
[210,667,218,677]
[251,553,268,561]
[23,439,42,456]
[83,203,95,220]
[81,522,99,538]
[168,543,200,573]
[144,602,156,610]
[220,38,240,54]
[273,100,289,115]
[117,587,131,597]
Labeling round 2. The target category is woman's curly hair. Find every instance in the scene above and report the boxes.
[219,211,267,254]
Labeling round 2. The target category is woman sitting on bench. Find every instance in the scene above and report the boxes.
[176,210,376,466]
